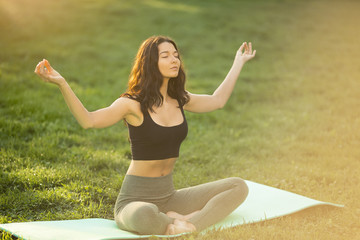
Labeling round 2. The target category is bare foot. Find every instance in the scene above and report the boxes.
[172,219,196,234]
[164,219,196,235]
[165,224,176,235]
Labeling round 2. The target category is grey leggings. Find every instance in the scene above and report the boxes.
[114,173,248,235]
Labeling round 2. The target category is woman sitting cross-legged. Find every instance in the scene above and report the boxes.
[34,35,256,235]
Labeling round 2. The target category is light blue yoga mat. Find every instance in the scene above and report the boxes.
[0,180,343,240]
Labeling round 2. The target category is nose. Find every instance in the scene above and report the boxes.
[171,55,178,62]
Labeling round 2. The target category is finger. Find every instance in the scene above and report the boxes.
[249,42,252,53]
[42,59,48,72]
[244,42,249,54]
[35,64,45,79]
[238,42,245,52]
[40,61,46,75]
[36,63,42,74]
[253,50,256,56]
[34,62,41,73]
[44,59,52,73]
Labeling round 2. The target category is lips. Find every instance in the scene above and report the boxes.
[171,67,179,70]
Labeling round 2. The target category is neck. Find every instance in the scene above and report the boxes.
[160,78,170,102]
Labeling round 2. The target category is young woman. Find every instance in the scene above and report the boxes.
[34,36,256,235]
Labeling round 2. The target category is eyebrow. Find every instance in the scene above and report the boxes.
[159,50,178,54]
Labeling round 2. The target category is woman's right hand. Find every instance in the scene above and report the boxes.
[34,59,65,86]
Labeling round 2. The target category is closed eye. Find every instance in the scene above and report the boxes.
[161,55,179,59]
[160,50,179,59]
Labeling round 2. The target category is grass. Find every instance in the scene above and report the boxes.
[1,0,360,239]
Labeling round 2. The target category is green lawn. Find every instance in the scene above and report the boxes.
[1,0,359,239]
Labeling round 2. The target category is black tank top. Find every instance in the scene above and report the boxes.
[127,101,188,160]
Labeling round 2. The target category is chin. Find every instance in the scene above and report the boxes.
[167,74,178,79]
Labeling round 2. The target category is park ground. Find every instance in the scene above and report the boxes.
[1,0,359,239]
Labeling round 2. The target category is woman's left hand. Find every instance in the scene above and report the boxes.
[233,42,256,65]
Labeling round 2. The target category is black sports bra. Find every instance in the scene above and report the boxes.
[126,101,188,160]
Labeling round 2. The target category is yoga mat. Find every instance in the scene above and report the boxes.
[0,180,343,240]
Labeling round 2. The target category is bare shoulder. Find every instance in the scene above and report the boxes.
[117,97,143,125]
[113,97,139,113]
[116,96,140,106]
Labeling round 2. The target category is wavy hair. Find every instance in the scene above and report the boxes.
[121,36,189,113]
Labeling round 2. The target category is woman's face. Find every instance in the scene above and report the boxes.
[157,42,180,80]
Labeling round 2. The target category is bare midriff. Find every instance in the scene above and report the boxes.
[126,158,177,177]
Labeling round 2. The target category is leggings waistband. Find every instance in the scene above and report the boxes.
[120,173,175,197]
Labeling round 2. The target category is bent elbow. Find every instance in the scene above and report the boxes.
[82,124,91,129]
[81,123,92,129]
[81,120,94,129]
[212,94,227,110]
[216,99,226,110]
[218,102,225,110]
[82,112,94,129]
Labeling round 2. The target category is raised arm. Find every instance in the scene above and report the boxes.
[184,42,256,113]
[34,59,130,129]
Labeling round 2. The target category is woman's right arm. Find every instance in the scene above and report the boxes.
[34,59,130,129]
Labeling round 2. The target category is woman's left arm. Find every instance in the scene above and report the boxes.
[184,42,256,113]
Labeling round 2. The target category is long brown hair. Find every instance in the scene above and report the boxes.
[121,36,189,113]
